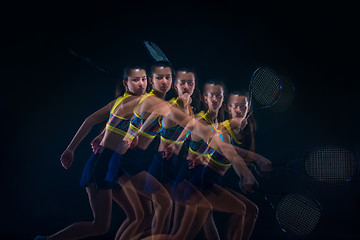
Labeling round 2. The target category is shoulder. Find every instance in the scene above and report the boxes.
[141,95,168,109]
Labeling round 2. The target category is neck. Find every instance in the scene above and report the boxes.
[178,95,191,107]
[125,90,136,96]
[151,89,166,99]
[230,118,242,134]
[206,109,219,122]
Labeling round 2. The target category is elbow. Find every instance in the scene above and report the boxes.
[83,116,97,128]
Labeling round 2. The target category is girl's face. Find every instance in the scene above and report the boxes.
[227,94,249,120]
[150,66,172,94]
[175,71,195,98]
[204,84,224,112]
[124,69,147,95]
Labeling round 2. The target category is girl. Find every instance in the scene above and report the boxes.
[184,81,258,240]
[145,68,212,240]
[107,61,174,237]
[208,90,272,240]
[35,66,148,240]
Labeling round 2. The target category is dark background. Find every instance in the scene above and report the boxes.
[2,1,359,239]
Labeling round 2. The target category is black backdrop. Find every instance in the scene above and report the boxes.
[2,1,359,239]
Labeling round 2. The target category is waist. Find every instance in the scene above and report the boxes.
[207,161,229,176]
[160,126,188,144]
[158,141,182,155]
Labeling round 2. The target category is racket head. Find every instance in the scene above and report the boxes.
[269,75,295,112]
[305,145,358,184]
[247,66,282,117]
[143,40,171,63]
[275,193,322,236]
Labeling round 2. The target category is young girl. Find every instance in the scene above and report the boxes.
[34,66,148,240]
[211,91,272,240]
[144,68,212,240]
[107,61,174,237]
[184,81,258,240]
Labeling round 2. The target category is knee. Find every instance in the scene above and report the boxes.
[155,193,173,211]
[134,207,145,223]
[245,202,259,220]
[236,202,247,217]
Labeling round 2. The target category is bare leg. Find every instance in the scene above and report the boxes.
[227,189,259,240]
[48,183,112,240]
[120,171,172,236]
[116,177,145,240]
[134,196,154,239]
[204,184,247,240]
[202,210,220,240]
[171,180,213,240]
[170,203,185,236]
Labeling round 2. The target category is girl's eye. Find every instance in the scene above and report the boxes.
[231,104,247,109]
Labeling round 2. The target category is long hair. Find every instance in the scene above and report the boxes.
[115,65,146,97]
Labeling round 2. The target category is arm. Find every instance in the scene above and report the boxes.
[60,100,114,169]
[234,146,272,171]
[211,133,258,192]
[122,96,172,147]
[90,127,106,154]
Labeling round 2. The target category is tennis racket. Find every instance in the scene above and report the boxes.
[68,48,117,80]
[247,66,282,119]
[304,145,358,184]
[269,75,295,112]
[274,192,322,236]
[243,165,322,237]
[143,41,171,64]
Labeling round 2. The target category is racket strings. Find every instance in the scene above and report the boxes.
[270,76,295,112]
[251,67,281,106]
[276,194,321,236]
[305,146,357,183]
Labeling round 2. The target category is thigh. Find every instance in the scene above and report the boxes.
[205,184,245,214]
[86,183,112,223]
[227,188,258,214]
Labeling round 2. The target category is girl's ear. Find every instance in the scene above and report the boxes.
[203,95,208,105]
[226,104,230,114]
[148,77,154,86]
[123,80,128,91]
[173,82,179,92]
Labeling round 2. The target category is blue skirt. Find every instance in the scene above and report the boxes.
[80,148,121,190]
[189,164,222,191]
[147,151,179,185]
[105,147,145,182]
[172,164,223,202]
